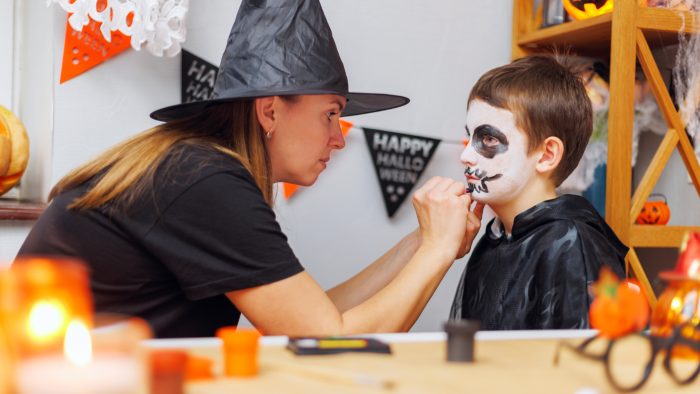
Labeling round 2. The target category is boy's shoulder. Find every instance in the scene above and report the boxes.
[517,194,627,272]
[480,194,627,268]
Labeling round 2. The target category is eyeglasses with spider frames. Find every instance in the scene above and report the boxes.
[553,321,700,392]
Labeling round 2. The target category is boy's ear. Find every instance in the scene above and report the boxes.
[255,96,277,133]
[535,136,564,176]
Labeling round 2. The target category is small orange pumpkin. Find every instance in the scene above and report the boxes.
[589,267,650,338]
[636,194,670,225]
[562,0,614,20]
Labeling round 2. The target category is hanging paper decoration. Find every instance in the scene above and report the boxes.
[48,0,189,57]
[282,120,354,200]
[181,50,218,103]
[60,17,132,83]
[363,128,440,217]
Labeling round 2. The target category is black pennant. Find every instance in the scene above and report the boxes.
[363,128,441,217]
[181,50,219,103]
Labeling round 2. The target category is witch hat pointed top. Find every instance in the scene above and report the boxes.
[151,0,409,121]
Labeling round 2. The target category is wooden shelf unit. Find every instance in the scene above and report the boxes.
[512,1,700,308]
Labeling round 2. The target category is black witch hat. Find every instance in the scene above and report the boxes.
[151,0,409,121]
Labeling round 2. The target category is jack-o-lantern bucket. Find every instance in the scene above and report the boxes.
[636,194,671,225]
[562,0,614,20]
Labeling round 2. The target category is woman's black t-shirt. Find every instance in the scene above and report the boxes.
[18,143,304,338]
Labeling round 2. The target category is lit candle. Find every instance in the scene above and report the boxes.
[15,320,141,394]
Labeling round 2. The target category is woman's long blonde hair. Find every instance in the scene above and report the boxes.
[50,100,273,210]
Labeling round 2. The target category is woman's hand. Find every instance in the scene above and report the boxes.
[411,176,470,262]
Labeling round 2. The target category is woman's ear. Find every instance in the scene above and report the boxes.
[255,97,276,133]
[535,136,564,176]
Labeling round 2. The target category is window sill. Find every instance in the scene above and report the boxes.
[0,199,46,221]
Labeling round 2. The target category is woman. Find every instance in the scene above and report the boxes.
[18,0,483,338]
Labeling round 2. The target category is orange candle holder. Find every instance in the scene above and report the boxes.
[0,257,93,359]
[149,350,188,394]
[1,257,151,394]
[216,326,261,377]
[650,232,700,359]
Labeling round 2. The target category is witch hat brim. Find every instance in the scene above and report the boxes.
[151,92,409,122]
[150,0,409,122]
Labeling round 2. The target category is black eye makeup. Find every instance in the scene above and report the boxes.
[472,124,509,159]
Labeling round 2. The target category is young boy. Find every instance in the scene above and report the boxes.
[450,55,627,330]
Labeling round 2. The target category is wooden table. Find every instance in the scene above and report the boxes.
[143,330,700,393]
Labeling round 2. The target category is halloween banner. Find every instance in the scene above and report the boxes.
[181,50,219,103]
[363,128,441,217]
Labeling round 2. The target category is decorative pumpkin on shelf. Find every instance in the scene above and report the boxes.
[0,114,10,176]
[562,0,614,20]
[0,105,30,196]
[650,232,700,354]
[635,194,671,225]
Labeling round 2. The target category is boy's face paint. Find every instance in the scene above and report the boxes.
[460,100,539,205]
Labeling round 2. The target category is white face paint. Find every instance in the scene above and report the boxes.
[460,100,538,205]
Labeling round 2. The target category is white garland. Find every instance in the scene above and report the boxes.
[48,0,188,57]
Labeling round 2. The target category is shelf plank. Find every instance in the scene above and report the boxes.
[630,225,700,247]
[637,7,700,35]
[517,13,613,56]
[517,7,700,56]
[0,200,46,220]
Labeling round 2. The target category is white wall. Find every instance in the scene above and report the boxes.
[0,0,513,332]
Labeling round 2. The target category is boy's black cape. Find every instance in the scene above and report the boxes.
[450,194,627,329]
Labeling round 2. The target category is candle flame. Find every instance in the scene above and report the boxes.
[671,296,683,312]
[27,299,67,343]
[64,320,92,366]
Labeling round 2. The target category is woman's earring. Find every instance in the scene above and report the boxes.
[265,128,274,139]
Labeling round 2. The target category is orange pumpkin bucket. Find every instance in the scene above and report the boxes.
[636,194,671,225]
[562,0,614,20]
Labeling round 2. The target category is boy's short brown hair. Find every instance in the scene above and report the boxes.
[468,55,592,186]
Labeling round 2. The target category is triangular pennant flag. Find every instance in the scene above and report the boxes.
[283,183,299,199]
[363,127,440,217]
[60,16,132,84]
[339,119,353,137]
[182,50,219,103]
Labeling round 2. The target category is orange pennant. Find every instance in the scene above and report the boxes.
[283,183,299,199]
[340,119,353,137]
[60,16,132,83]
